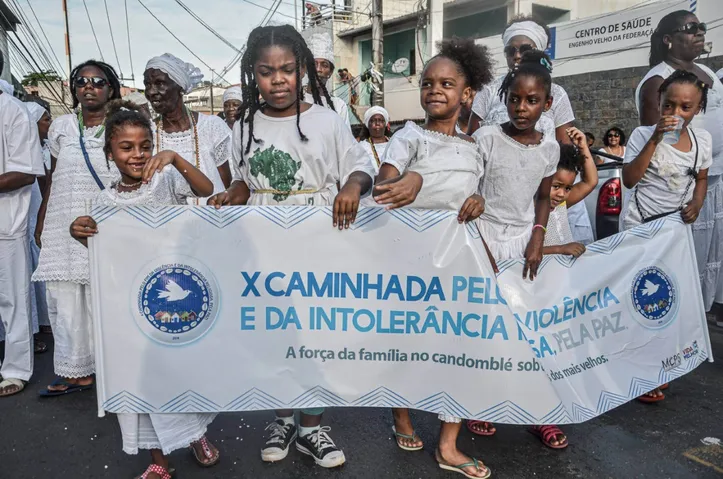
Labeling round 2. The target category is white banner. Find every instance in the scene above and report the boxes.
[90,206,711,424]
[547,0,689,60]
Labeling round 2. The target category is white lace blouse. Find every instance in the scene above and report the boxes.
[96,167,194,207]
[154,113,231,204]
[544,203,574,247]
[33,114,119,284]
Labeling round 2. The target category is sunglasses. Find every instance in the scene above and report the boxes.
[74,76,108,89]
[673,22,707,35]
[607,132,620,138]
[504,44,535,58]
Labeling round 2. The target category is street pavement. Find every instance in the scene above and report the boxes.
[1,326,722,479]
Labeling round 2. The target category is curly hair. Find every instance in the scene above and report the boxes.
[239,24,334,157]
[602,126,627,147]
[558,143,585,174]
[658,69,709,113]
[498,49,552,102]
[103,99,153,161]
[431,37,494,92]
[505,15,552,49]
[70,60,122,109]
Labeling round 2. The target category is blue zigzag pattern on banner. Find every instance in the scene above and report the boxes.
[224,388,285,411]
[466,222,481,239]
[627,220,665,240]
[320,206,387,230]
[474,401,537,423]
[535,255,553,274]
[539,403,572,424]
[571,402,596,422]
[160,390,222,413]
[658,349,709,384]
[586,232,625,254]
[496,259,524,276]
[90,205,121,224]
[388,209,455,232]
[288,386,348,408]
[627,377,660,398]
[415,392,472,419]
[126,206,187,229]
[103,390,155,413]
[554,254,578,269]
[595,390,629,414]
[190,207,252,229]
[352,387,412,407]
[254,206,319,229]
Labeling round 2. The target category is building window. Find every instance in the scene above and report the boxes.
[443,6,507,39]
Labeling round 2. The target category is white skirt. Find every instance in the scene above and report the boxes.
[45,281,95,378]
[117,413,217,455]
[693,175,723,310]
[479,220,532,262]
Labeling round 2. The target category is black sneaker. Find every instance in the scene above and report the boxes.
[295,426,346,468]
[260,419,297,462]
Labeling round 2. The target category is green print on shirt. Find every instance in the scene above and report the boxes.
[249,146,303,202]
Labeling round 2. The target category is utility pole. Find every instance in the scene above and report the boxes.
[428,0,443,58]
[371,0,383,106]
[209,73,215,115]
[62,0,72,104]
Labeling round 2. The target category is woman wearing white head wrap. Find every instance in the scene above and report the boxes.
[222,86,244,129]
[466,16,582,451]
[143,54,233,203]
[303,33,352,128]
[358,106,391,175]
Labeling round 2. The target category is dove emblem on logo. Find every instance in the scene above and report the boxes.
[631,266,677,328]
[135,262,220,345]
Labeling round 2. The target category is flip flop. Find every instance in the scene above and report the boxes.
[135,464,175,479]
[466,420,496,436]
[392,426,423,451]
[436,450,491,479]
[659,383,669,391]
[38,377,94,397]
[190,436,220,468]
[528,425,568,449]
[637,388,665,403]
[0,378,26,397]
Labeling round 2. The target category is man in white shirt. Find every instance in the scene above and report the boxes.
[0,51,46,397]
[305,32,351,128]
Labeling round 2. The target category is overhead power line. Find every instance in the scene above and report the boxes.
[104,0,124,78]
[125,0,136,82]
[82,0,105,61]
[23,0,67,76]
[172,0,241,53]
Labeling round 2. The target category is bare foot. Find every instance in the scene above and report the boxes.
[392,409,423,449]
[467,420,496,435]
[46,376,94,392]
[436,448,489,478]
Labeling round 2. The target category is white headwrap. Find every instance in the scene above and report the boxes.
[0,79,14,96]
[145,53,204,93]
[223,86,243,104]
[123,91,148,106]
[308,33,334,65]
[364,106,389,128]
[502,21,549,50]
[25,102,47,124]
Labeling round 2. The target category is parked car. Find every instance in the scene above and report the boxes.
[585,149,623,240]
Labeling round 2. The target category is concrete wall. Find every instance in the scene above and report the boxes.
[554,56,723,146]
[0,28,10,82]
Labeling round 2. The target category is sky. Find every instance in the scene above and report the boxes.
[10,0,303,88]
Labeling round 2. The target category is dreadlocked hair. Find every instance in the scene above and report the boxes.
[70,59,121,108]
[658,69,709,113]
[498,49,553,103]
[432,37,493,92]
[557,143,585,175]
[238,24,335,159]
[650,10,693,67]
[103,100,153,164]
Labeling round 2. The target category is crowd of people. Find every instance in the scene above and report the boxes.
[0,8,721,479]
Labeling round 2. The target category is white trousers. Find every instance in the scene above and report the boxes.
[117,413,216,455]
[45,281,94,378]
[0,236,34,381]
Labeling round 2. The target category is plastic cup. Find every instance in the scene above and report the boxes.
[662,116,684,144]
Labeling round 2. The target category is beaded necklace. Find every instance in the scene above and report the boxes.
[156,107,201,205]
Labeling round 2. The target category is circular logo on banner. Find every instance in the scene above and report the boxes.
[136,262,219,345]
[631,266,677,329]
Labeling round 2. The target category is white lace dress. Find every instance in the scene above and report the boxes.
[94,170,217,455]
[474,125,560,261]
[544,203,574,247]
[154,113,231,205]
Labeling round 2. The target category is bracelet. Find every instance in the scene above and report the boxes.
[532,224,547,233]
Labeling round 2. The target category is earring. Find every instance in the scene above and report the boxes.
[668,42,672,50]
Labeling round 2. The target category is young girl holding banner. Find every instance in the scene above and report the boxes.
[374,37,494,479]
[69,101,221,479]
[208,25,375,468]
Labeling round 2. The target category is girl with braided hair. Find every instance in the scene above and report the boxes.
[209,24,375,468]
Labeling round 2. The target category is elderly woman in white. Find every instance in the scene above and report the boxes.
[222,86,244,130]
[144,53,232,204]
[358,106,391,173]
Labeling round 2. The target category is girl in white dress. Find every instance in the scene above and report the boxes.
[210,25,374,469]
[70,101,220,479]
[33,60,122,395]
[358,106,391,175]
[374,37,493,479]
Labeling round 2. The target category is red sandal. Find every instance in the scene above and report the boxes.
[190,436,220,468]
[466,420,496,436]
[529,425,569,449]
[637,388,665,403]
[135,464,173,479]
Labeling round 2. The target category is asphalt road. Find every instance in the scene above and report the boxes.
[1,327,722,479]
